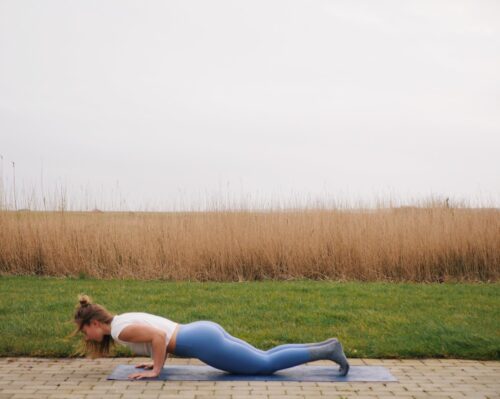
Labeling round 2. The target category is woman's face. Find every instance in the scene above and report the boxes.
[80,319,105,342]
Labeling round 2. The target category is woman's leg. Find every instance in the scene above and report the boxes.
[265,338,339,354]
[210,321,338,354]
[173,320,348,375]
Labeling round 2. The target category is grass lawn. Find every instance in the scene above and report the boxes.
[0,275,498,360]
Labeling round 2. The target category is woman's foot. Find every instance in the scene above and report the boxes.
[327,339,350,376]
[308,338,350,376]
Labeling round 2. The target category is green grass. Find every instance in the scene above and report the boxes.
[0,275,498,360]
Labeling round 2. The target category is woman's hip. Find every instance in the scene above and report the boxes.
[167,323,181,354]
[173,320,224,357]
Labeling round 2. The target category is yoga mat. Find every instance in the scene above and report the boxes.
[107,364,398,382]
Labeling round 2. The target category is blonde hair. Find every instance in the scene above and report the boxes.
[67,294,116,359]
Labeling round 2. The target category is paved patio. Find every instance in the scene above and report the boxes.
[0,357,498,399]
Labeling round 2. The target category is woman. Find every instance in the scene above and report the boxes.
[71,294,350,380]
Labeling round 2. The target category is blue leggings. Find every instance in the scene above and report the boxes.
[173,321,314,375]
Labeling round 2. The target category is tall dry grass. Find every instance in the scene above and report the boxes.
[0,200,498,282]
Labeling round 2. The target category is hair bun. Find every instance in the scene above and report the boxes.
[78,294,92,307]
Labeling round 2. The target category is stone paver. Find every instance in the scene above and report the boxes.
[0,357,498,399]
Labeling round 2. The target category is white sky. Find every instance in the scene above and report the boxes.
[0,0,499,210]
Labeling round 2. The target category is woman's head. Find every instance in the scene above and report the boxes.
[69,294,116,358]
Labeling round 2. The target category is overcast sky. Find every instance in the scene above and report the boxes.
[0,0,499,211]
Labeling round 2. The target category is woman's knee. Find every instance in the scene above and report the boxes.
[256,363,277,375]
[249,357,275,375]
[224,359,275,375]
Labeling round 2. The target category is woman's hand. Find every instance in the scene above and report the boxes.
[135,362,154,370]
[127,370,160,380]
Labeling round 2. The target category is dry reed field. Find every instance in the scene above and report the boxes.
[0,199,498,282]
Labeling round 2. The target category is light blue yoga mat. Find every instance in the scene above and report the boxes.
[107,364,398,382]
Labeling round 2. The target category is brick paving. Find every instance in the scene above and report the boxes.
[0,357,498,399]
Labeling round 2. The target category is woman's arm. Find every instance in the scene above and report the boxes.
[117,324,168,377]
[150,332,168,375]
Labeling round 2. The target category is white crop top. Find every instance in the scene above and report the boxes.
[110,312,180,358]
